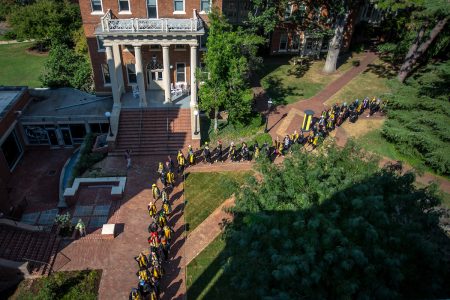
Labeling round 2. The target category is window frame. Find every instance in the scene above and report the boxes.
[101,64,111,86]
[118,0,131,13]
[90,0,103,13]
[176,62,186,83]
[97,36,105,52]
[147,0,158,18]
[127,64,137,85]
[290,34,300,52]
[200,0,211,13]
[279,34,288,51]
[173,0,185,13]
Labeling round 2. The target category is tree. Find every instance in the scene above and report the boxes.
[219,142,450,299]
[40,43,93,91]
[199,10,264,131]
[8,0,81,49]
[376,0,450,82]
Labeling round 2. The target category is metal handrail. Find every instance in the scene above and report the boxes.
[138,108,143,147]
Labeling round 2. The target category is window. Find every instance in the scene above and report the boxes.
[69,124,87,144]
[279,34,288,51]
[174,0,184,12]
[91,0,102,12]
[151,71,163,81]
[97,36,105,51]
[291,35,300,51]
[175,44,186,51]
[127,64,137,84]
[147,0,157,18]
[90,123,110,134]
[150,45,161,51]
[201,0,210,12]
[176,63,185,82]
[1,130,23,170]
[118,0,130,12]
[102,64,111,85]
[284,4,292,20]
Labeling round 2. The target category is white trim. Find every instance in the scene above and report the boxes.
[173,0,185,13]
[147,0,158,19]
[175,62,186,83]
[90,0,103,13]
[200,0,211,14]
[118,0,131,13]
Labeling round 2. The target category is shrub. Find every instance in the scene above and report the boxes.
[71,134,107,181]
[352,60,360,67]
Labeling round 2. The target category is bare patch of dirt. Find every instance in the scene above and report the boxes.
[340,116,385,139]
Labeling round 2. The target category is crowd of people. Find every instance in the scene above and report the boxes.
[178,97,387,164]
[127,97,385,299]
[129,176,175,299]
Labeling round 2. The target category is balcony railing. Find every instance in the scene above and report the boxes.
[100,9,203,33]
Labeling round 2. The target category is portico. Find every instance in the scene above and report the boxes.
[96,9,204,109]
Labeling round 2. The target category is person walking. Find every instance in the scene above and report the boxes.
[177,150,185,174]
[203,142,211,164]
[75,218,86,237]
[125,149,132,170]
[215,140,223,163]
[151,184,160,201]
[187,145,195,166]
[160,236,170,261]
[148,201,157,219]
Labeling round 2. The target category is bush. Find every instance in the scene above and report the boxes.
[352,60,361,67]
[3,31,17,40]
[71,134,106,181]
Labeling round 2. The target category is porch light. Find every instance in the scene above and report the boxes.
[105,111,113,137]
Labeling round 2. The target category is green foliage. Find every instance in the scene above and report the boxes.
[14,270,101,299]
[71,134,107,182]
[54,212,71,229]
[199,9,264,126]
[382,61,450,175]
[73,27,88,55]
[8,0,81,47]
[217,143,450,299]
[0,0,19,21]
[40,43,93,91]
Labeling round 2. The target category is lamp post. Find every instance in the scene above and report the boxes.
[193,108,199,135]
[105,111,113,137]
[264,99,273,133]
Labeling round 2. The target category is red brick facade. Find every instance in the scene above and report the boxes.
[80,0,221,94]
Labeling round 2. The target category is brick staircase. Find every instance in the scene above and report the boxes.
[0,225,60,276]
[110,108,199,156]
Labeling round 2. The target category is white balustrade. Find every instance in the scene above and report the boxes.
[100,11,203,33]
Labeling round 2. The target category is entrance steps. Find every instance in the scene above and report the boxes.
[110,108,199,156]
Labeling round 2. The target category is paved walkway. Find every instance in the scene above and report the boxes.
[185,197,235,265]
[53,156,187,299]
[0,39,35,45]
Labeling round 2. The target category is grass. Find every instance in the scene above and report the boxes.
[325,58,393,106]
[9,269,101,300]
[260,52,365,105]
[187,236,235,300]
[200,113,273,147]
[0,42,47,87]
[184,171,251,232]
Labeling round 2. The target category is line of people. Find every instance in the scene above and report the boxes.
[129,180,175,300]
[172,97,387,164]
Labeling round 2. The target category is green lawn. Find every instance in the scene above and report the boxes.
[185,171,251,232]
[187,236,236,300]
[325,58,393,106]
[260,52,365,105]
[0,42,47,87]
[200,113,273,146]
[9,270,101,300]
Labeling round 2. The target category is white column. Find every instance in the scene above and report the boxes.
[190,45,198,107]
[106,46,120,105]
[134,45,147,107]
[162,45,171,104]
[113,44,124,95]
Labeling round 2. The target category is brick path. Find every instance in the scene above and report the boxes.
[53,156,187,299]
[185,197,235,265]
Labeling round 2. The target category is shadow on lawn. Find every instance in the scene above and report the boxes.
[187,172,450,300]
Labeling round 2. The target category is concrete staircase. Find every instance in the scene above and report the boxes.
[111,108,199,156]
[0,224,60,276]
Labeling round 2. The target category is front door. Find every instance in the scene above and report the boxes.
[46,128,59,146]
[147,69,163,90]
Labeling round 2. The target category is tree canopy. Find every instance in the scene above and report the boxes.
[216,142,450,299]
[199,10,264,130]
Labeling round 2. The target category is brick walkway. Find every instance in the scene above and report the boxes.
[53,156,187,299]
[185,197,235,265]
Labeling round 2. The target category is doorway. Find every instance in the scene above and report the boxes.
[60,128,73,146]
[147,69,164,90]
[46,128,59,146]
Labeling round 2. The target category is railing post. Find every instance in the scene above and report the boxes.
[190,19,193,31]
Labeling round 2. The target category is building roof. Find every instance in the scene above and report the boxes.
[22,88,113,120]
[0,86,27,120]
